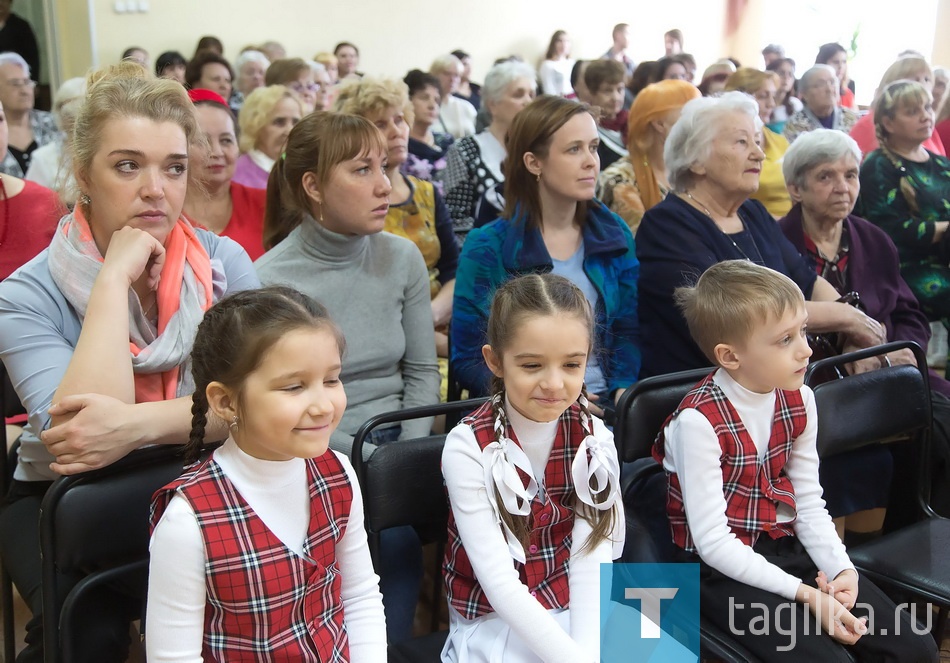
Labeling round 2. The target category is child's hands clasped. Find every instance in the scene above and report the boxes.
[799,582,867,645]
[816,569,859,610]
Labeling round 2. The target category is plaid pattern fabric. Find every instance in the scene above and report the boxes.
[443,400,586,620]
[653,374,806,552]
[151,451,353,662]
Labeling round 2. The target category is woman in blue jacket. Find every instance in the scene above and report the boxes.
[451,95,640,418]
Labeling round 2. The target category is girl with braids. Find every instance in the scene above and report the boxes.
[148,286,386,662]
[0,61,258,663]
[858,79,950,320]
[442,273,624,663]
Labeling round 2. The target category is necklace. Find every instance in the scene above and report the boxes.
[0,176,9,248]
[684,191,763,263]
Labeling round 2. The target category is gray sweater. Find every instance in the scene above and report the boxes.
[255,218,441,459]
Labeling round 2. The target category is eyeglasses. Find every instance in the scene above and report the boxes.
[5,78,35,89]
[290,82,321,93]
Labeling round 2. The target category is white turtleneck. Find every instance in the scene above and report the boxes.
[660,369,854,600]
[441,402,621,663]
[146,439,387,662]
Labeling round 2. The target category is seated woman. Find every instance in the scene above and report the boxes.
[538,30,575,96]
[696,60,736,97]
[183,89,266,259]
[0,62,258,663]
[637,92,886,378]
[784,65,859,143]
[444,60,536,243]
[596,79,699,233]
[24,77,85,206]
[232,85,303,190]
[724,67,792,217]
[766,57,802,135]
[858,80,950,321]
[264,57,319,114]
[848,56,945,158]
[779,129,950,541]
[155,51,187,83]
[184,50,233,101]
[228,49,269,114]
[0,97,66,281]
[452,95,640,418]
[816,42,855,109]
[451,49,482,110]
[403,69,455,189]
[430,54,477,139]
[0,52,58,178]
[334,77,459,361]
[334,41,362,80]
[255,112,439,643]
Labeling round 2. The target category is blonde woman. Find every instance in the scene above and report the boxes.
[430,53,477,139]
[848,55,943,157]
[725,67,793,217]
[231,85,303,189]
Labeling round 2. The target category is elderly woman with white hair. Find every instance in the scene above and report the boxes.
[430,53,477,139]
[784,64,859,143]
[779,128,950,536]
[228,49,269,113]
[24,77,85,202]
[443,59,536,243]
[637,91,886,378]
[0,51,57,177]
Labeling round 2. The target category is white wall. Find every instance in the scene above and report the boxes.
[73,0,727,83]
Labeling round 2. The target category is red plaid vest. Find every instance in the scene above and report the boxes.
[652,374,805,552]
[443,401,585,620]
[150,451,353,662]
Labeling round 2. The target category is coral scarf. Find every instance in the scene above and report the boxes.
[48,208,216,403]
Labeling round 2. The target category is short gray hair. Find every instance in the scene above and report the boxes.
[0,52,29,78]
[782,129,861,188]
[665,91,759,192]
[799,64,838,92]
[234,49,270,74]
[481,60,537,107]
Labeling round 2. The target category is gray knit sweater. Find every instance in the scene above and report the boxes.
[255,218,441,459]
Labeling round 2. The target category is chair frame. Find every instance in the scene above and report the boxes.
[613,367,761,663]
[1,361,25,663]
[38,444,189,663]
[351,399,485,637]
[806,341,949,641]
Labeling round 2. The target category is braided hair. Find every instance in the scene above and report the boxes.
[484,273,618,554]
[183,285,345,464]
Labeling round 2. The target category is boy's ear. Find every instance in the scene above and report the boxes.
[482,344,504,378]
[713,342,741,371]
[205,381,238,422]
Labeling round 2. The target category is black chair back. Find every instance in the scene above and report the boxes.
[39,445,191,663]
[351,398,486,566]
[614,368,712,464]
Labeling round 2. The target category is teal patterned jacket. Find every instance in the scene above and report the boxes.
[450,200,641,396]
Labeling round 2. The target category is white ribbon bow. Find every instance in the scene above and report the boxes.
[482,436,539,563]
[573,434,626,558]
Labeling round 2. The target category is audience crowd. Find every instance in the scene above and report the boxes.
[0,24,948,663]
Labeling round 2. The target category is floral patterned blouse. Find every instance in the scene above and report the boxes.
[403,132,454,196]
[595,156,668,234]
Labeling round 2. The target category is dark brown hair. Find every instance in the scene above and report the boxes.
[502,95,595,228]
[194,36,223,58]
[185,51,233,90]
[583,59,625,93]
[485,273,617,554]
[264,58,310,87]
[263,111,386,249]
[545,30,569,61]
[185,286,345,463]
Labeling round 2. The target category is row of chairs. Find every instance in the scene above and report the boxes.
[4,341,949,661]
